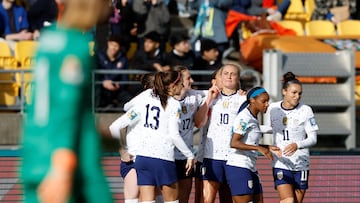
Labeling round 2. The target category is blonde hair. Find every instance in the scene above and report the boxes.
[60,0,111,30]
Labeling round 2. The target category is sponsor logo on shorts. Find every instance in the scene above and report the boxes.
[277,170,283,180]
[248,180,253,189]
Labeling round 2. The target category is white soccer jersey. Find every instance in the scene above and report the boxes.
[125,89,194,161]
[268,101,319,171]
[111,89,153,156]
[175,89,205,160]
[109,108,141,156]
[204,91,246,160]
[226,108,261,172]
[123,89,152,111]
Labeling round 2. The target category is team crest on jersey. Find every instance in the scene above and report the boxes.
[237,119,247,131]
[309,117,317,126]
[60,55,84,84]
[282,117,288,126]
[127,110,138,121]
[181,106,187,114]
[223,100,229,108]
[248,180,253,189]
[176,108,181,118]
[277,170,283,180]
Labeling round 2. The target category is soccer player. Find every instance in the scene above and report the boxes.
[267,72,318,203]
[122,70,195,203]
[20,0,113,203]
[171,66,206,203]
[194,64,247,203]
[226,87,279,203]
[109,73,155,203]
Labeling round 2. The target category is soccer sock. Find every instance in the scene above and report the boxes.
[164,200,179,203]
[125,199,139,203]
[155,195,164,203]
[139,201,155,203]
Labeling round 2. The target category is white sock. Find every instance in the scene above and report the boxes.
[125,199,139,203]
[139,201,155,203]
[164,200,179,203]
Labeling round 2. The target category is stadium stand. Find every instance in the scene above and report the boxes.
[337,20,360,35]
[305,20,337,36]
[263,50,355,149]
[276,20,305,36]
[0,42,19,106]
[1,154,359,202]
[14,41,37,105]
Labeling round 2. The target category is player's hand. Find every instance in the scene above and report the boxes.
[103,80,120,91]
[208,85,220,100]
[283,143,298,156]
[185,159,194,176]
[119,149,134,162]
[238,89,247,96]
[258,146,273,160]
[37,168,73,203]
[269,145,282,158]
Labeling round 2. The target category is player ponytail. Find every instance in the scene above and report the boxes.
[153,71,181,109]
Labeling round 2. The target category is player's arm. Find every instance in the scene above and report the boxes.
[194,85,219,128]
[169,104,194,175]
[230,133,274,160]
[37,149,77,203]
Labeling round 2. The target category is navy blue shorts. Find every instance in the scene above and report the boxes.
[273,168,309,190]
[194,161,203,179]
[135,155,177,186]
[175,159,194,179]
[202,158,227,183]
[225,165,262,196]
[120,160,135,178]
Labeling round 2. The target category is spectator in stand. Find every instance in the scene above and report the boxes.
[114,0,139,54]
[190,0,232,60]
[164,32,196,69]
[192,38,222,89]
[130,31,169,72]
[133,0,170,52]
[96,34,132,110]
[0,0,33,44]
[311,0,356,23]
[27,0,58,40]
[246,0,291,21]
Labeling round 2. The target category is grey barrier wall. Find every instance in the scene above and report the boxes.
[262,50,356,150]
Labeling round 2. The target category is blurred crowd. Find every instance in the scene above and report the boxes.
[1,0,359,109]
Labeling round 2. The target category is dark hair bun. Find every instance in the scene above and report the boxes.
[283,72,296,83]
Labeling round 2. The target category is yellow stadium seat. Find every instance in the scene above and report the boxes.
[14,40,37,68]
[305,20,336,36]
[89,41,95,56]
[14,40,37,105]
[126,42,138,60]
[284,0,307,21]
[337,20,360,35]
[0,41,12,57]
[304,0,315,21]
[0,42,19,106]
[277,20,305,36]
